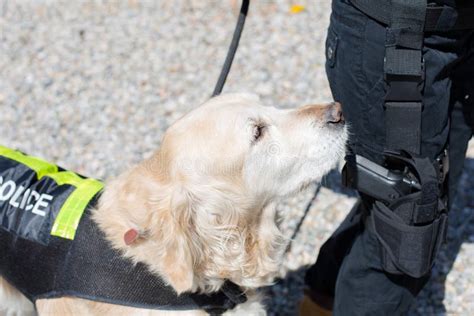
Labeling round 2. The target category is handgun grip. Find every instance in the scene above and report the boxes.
[342,155,416,203]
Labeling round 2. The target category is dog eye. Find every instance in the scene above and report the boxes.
[252,124,266,142]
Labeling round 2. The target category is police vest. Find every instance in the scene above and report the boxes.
[0,146,246,315]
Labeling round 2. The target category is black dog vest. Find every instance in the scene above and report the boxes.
[0,146,246,315]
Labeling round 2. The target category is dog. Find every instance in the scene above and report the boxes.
[0,93,347,315]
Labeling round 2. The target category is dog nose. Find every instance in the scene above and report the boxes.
[325,102,344,124]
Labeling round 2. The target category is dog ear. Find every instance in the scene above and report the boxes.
[95,162,198,294]
[157,185,197,294]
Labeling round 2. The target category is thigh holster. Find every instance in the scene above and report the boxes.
[369,152,448,278]
[343,151,448,278]
[371,201,447,278]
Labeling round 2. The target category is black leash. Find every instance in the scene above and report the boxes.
[286,185,321,253]
[212,0,250,96]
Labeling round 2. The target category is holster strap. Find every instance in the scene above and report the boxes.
[382,0,426,155]
[385,102,423,154]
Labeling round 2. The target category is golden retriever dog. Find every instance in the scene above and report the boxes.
[0,93,347,315]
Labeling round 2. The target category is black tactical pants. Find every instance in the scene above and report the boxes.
[305,0,474,315]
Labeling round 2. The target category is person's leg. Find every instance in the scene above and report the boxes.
[304,1,473,314]
[304,201,363,308]
[447,103,473,203]
[333,43,473,313]
[448,37,474,203]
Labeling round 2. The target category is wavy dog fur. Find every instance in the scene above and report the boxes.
[1,93,347,315]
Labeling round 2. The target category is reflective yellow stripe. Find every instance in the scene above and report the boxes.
[1,145,103,240]
[0,145,58,179]
[46,171,84,187]
[51,178,103,240]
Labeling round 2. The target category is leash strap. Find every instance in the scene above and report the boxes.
[212,0,250,96]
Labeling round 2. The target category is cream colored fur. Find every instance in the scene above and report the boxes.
[0,93,347,315]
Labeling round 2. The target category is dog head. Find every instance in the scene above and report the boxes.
[95,93,347,294]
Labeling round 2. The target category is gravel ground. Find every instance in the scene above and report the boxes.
[1,1,473,315]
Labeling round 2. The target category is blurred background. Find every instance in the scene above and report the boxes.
[0,1,472,314]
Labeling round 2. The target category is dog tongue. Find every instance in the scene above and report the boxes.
[124,228,139,245]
